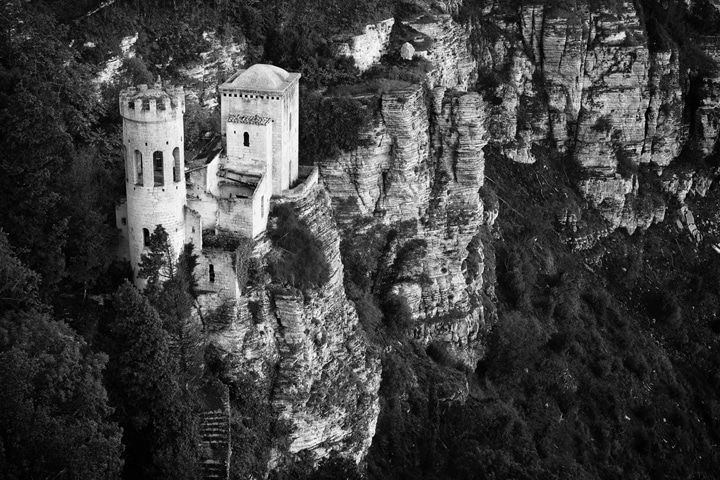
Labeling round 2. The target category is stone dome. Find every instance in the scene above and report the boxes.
[229,64,291,91]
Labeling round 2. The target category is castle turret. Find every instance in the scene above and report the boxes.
[119,80,187,284]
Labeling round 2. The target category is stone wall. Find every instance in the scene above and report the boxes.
[334,18,395,72]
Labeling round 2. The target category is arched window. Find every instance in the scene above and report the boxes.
[153,151,164,186]
[134,150,143,185]
[173,147,181,183]
[243,132,250,147]
[143,228,150,247]
[209,264,215,283]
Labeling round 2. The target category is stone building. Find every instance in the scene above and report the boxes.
[116,64,312,295]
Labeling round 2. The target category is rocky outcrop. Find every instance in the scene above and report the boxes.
[463,1,687,233]
[334,18,395,72]
[404,13,477,90]
[205,184,380,471]
[695,36,720,156]
[319,85,493,366]
[180,31,246,107]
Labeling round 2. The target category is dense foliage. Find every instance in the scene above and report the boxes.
[267,203,330,290]
[0,233,123,479]
[363,146,720,479]
[4,0,720,478]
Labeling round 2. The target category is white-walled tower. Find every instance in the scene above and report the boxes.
[219,64,300,195]
[119,81,187,285]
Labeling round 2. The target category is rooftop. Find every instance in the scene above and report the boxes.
[221,64,300,92]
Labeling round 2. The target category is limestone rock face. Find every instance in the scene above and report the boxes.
[404,12,477,90]
[320,86,493,366]
[334,18,395,72]
[473,1,687,234]
[695,37,720,156]
[320,85,431,223]
[205,185,380,471]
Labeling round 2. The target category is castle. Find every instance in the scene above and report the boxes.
[115,64,316,295]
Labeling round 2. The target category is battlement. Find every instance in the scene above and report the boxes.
[120,81,185,123]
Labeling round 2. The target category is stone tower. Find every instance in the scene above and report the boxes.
[119,81,187,284]
[219,64,300,195]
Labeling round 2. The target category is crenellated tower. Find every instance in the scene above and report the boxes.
[118,80,187,284]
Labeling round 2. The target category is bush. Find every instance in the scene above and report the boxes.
[646,289,682,327]
[591,115,613,134]
[299,90,375,164]
[267,203,330,289]
[382,293,413,334]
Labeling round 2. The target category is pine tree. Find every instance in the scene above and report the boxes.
[108,282,202,480]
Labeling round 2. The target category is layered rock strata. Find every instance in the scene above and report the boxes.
[695,36,720,156]
[204,184,380,469]
[319,85,494,366]
[472,1,686,233]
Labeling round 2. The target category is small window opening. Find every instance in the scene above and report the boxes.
[121,217,127,226]
[173,147,181,182]
[261,196,264,217]
[243,132,250,147]
[135,150,143,185]
[209,264,215,283]
[153,151,164,186]
[143,228,150,247]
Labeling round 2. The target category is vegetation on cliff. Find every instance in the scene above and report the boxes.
[4,0,720,478]
[364,146,720,479]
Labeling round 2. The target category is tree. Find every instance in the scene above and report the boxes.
[0,232,123,480]
[0,0,102,289]
[138,226,202,375]
[107,282,202,480]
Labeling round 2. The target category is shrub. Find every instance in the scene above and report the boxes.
[266,203,330,289]
[382,293,413,334]
[591,115,613,134]
[645,289,682,327]
[299,90,375,164]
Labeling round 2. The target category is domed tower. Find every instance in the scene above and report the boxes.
[119,81,186,284]
[220,64,300,195]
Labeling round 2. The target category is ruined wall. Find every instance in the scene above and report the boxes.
[334,18,395,72]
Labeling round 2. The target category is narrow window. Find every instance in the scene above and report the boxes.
[143,228,150,247]
[135,150,143,185]
[289,112,292,131]
[260,195,264,217]
[243,132,250,147]
[121,217,127,226]
[121,145,127,180]
[153,151,164,186]
[209,264,215,283]
[173,147,181,182]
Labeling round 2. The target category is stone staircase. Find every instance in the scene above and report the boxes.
[199,402,231,480]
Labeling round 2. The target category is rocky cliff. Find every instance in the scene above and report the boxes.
[204,185,380,472]
[319,84,495,367]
